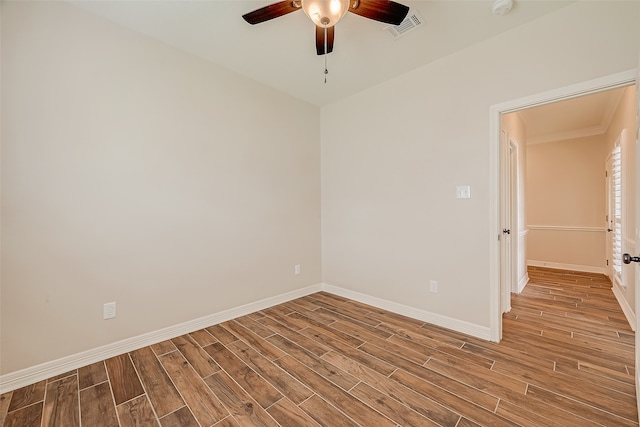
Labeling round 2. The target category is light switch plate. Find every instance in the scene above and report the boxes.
[456,185,471,199]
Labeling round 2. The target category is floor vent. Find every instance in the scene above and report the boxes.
[386,11,424,39]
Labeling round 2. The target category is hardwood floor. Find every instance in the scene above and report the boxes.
[1,267,637,426]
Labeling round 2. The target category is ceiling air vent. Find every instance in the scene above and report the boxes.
[386,10,424,39]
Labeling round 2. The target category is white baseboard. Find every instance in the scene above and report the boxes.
[1,282,493,393]
[527,260,605,275]
[321,283,491,341]
[0,284,323,394]
[611,282,636,332]
[517,273,529,294]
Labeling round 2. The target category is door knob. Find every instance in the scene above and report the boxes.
[607,228,613,232]
[623,253,640,264]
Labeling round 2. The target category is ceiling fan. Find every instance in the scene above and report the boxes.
[242,0,410,55]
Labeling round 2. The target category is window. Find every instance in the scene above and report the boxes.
[611,144,622,282]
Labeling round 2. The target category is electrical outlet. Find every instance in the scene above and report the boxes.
[103,302,116,320]
[294,264,301,275]
[429,280,438,293]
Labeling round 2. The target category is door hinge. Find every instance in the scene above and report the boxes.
[606,259,609,266]
[605,170,608,177]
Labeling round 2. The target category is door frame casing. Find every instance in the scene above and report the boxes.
[489,69,637,342]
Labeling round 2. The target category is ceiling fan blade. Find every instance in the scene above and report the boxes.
[242,1,301,25]
[315,25,335,55]
[349,0,409,25]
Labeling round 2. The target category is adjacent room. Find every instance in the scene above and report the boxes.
[2,0,640,425]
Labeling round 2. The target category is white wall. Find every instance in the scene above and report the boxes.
[321,2,640,329]
[1,1,321,374]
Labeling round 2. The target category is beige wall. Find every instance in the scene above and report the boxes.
[321,2,640,327]
[1,2,321,374]
[526,135,608,269]
[501,112,528,291]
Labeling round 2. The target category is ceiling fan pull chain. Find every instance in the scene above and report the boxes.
[324,25,328,83]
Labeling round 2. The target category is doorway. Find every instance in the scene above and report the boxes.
[489,70,637,342]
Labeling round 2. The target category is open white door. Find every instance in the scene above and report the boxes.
[623,51,640,419]
[500,129,512,314]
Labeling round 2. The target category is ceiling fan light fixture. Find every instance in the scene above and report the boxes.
[491,0,513,16]
[301,0,350,27]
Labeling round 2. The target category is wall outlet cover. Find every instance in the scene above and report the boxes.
[103,302,117,320]
[429,280,438,293]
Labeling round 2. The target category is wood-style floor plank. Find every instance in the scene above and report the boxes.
[203,371,279,427]
[0,391,13,426]
[225,339,314,405]
[349,382,440,427]
[117,395,159,427]
[203,342,283,409]
[526,384,638,427]
[42,375,79,427]
[104,354,145,406]
[79,381,119,427]
[297,395,358,427]
[495,399,574,427]
[298,324,397,376]
[273,355,396,427]
[189,329,218,347]
[4,401,43,427]
[221,320,285,361]
[212,416,241,427]
[159,406,199,427]
[171,334,221,378]
[389,369,515,427]
[256,316,331,357]
[7,381,45,412]
[158,350,228,426]
[205,324,239,345]
[3,266,637,426]
[322,350,462,426]
[150,340,177,356]
[78,361,108,390]
[266,397,321,427]
[266,334,360,391]
[130,346,184,418]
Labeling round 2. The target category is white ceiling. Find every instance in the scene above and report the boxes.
[70,0,573,106]
[517,87,629,144]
